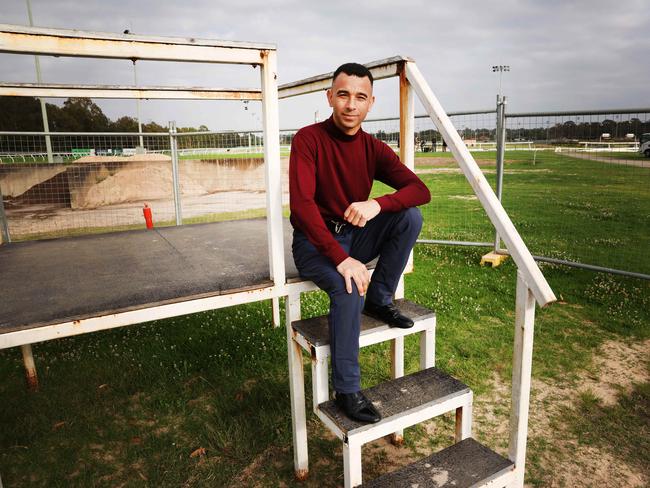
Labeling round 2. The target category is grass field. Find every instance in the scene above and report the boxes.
[0,150,648,486]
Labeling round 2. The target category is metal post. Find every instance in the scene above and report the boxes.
[168,122,182,225]
[0,184,10,244]
[21,343,39,391]
[508,270,536,487]
[259,50,286,287]
[26,0,53,163]
[133,61,144,148]
[494,95,507,252]
[285,292,309,480]
[399,62,416,273]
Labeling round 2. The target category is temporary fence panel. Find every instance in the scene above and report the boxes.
[363,110,498,246]
[0,131,176,241]
[502,109,650,277]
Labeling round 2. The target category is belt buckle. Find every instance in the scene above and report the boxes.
[331,220,345,234]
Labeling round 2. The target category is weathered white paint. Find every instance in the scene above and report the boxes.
[278,56,410,99]
[0,24,269,64]
[508,271,536,487]
[260,50,286,289]
[343,440,363,488]
[285,292,309,479]
[0,285,288,350]
[317,390,472,445]
[0,83,263,100]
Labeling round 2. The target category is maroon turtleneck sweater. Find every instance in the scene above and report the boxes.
[289,116,431,265]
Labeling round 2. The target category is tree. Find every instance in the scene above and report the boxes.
[0,96,47,131]
[111,116,139,132]
[59,98,111,132]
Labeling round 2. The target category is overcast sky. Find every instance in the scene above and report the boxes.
[2,0,649,131]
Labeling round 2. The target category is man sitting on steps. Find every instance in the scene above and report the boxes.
[289,62,431,424]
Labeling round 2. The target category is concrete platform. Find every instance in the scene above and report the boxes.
[0,218,299,334]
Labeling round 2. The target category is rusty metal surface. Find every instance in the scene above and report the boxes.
[319,367,469,434]
[0,218,298,334]
[0,23,275,50]
[0,24,271,64]
[278,56,412,99]
[0,83,263,101]
[363,438,514,487]
[292,299,434,347]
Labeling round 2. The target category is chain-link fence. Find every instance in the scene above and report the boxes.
[355,107,650,278]
[500,109,650,276]
[2,107,649,277]
[0,130,278,241]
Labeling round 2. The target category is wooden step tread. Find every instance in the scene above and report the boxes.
[292,299,434,347]
[363,438,514,487]
[319,367,469,435]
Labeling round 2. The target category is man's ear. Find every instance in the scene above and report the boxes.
[368,95,376,112]
[326,88,333,107]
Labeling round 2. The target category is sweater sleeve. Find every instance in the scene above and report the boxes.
[289,130,350,266]
[373,140,431,212]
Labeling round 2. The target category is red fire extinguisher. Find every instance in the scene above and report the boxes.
[143,203,154,229]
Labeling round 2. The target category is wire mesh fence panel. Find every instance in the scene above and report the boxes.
[364,112,499,245]
[501,110,650,275]
[0,132,175,241]
[172,130,281,225]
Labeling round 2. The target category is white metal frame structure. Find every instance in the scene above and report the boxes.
[0,24,288,386]
[279,57,556,487]
[0,26,557,483]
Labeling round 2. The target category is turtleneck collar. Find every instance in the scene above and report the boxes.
[323,115,363,142]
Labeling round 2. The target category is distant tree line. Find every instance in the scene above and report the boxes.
[0,96,173,133]
[373,116,650,146]
[2,96,648,154]
[0,96,262,153]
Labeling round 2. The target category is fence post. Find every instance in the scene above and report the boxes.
[0,184,10,244]
[494,95,507,252]
[168,122,183,226]
[508,270,536,487]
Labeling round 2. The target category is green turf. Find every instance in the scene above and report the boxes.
[0,149,648,485]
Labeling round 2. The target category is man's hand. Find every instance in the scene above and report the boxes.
[336,257,370,296]
[344,199,381,227]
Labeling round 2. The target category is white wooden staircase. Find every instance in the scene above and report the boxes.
[286,293,515,487]
[282,57,556,487]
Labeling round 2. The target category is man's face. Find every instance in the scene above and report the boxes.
[327,73,375,135]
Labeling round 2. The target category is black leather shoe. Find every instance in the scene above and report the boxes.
[363,301,414,329]
[334,391,382,424]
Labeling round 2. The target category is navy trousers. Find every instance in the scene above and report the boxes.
[292,207,423,393]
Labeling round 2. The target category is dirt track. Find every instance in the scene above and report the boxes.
[560,152,650,168]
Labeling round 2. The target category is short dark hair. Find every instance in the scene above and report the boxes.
[332,62,373,86]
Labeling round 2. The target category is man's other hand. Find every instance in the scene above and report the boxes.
[336,257,369,296]
[344,199,380,227]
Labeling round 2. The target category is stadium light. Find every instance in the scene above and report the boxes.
[492,65,510,98]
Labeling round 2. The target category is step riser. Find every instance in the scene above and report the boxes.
[317,391,473,444]
[294,317,436,358]
[470,467,515,488]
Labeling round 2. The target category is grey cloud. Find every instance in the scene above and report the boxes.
[1,0,648,129]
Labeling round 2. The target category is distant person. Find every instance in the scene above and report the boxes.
[289,63,431,424]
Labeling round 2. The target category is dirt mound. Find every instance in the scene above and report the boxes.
[75,154,171,163]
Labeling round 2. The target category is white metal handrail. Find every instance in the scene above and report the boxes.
[405,62,556,308]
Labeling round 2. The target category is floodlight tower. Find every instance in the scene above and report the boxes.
[492,65,510,98]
